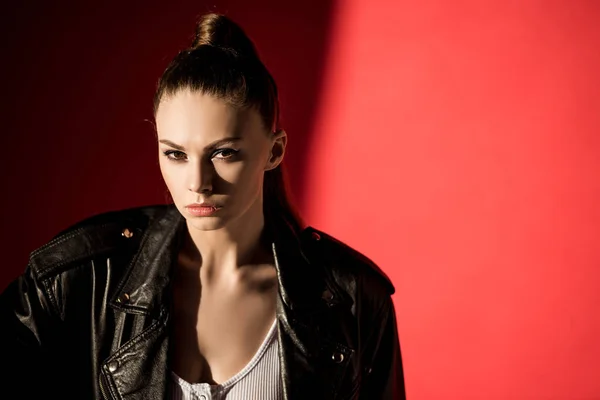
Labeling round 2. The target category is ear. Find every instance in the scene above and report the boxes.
[265,129,287,171]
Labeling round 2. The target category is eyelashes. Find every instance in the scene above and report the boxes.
[162,150,186,161]
[212,148,239,160]
[162,148,240,162]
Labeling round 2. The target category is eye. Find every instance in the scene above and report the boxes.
[163,150,187,161]
[212,148,239,161]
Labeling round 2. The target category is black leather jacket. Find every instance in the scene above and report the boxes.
[0,204,405,399]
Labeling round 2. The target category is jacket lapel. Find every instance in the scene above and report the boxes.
[272,224,358,400]
[99,205,358,399]
[99,308,171,399]
[100,205,184,399]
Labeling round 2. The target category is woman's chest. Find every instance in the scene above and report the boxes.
[169,277,278,385]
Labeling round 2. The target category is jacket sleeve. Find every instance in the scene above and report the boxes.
[0,266,58,395]
[359,295,406,400]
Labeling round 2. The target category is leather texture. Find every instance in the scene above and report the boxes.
[0,204,405,399]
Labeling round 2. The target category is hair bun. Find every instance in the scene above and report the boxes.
[191,13,258,59]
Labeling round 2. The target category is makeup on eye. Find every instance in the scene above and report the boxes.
[161,149,186,161]
[211,148,239,160]
[161,147,240,161]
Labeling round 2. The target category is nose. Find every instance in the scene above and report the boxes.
[187,159,214,194]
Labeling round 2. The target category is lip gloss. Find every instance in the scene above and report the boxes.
[185,205,221,217]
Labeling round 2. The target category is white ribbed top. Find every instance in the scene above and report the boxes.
[169,319,282,400]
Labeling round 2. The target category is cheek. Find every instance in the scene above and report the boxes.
[158,160,181,192]
[216,158,264,185]
[215,162,251,183]
[214,160,265,199]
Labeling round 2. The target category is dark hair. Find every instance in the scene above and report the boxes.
[153,13,304,234]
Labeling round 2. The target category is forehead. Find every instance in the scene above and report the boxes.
[155,90,264,141]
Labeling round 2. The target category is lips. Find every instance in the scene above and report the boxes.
[185,203,222,217]
[186,202,219,209]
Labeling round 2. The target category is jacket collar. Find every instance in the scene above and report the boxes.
[109,204,185,315]
[104,204,356,399]
[109,204,346,316]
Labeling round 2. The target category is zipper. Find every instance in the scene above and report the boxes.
[99,370,112,400]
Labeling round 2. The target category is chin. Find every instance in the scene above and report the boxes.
[186,217,229,232]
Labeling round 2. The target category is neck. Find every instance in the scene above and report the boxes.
[181,199,271,273]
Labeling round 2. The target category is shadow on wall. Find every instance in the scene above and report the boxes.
[0,0,336,289]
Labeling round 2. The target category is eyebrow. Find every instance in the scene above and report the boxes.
[159,137,243,151]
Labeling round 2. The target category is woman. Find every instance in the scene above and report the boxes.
[0,13,405,400]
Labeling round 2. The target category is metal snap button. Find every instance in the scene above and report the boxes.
[116,293,130,304]
[107,360,119,373]
[121,228,133,238]
[321,289,334,301]
[199,395,208,400]
[332,352,345,363]
[311,232,321,241]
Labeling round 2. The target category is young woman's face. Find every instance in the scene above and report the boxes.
[155,89,285,232]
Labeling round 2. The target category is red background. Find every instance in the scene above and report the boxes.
[2,1,600,399]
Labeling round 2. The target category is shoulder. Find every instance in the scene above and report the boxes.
[27,204,171,280]
[300,226,395,295]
